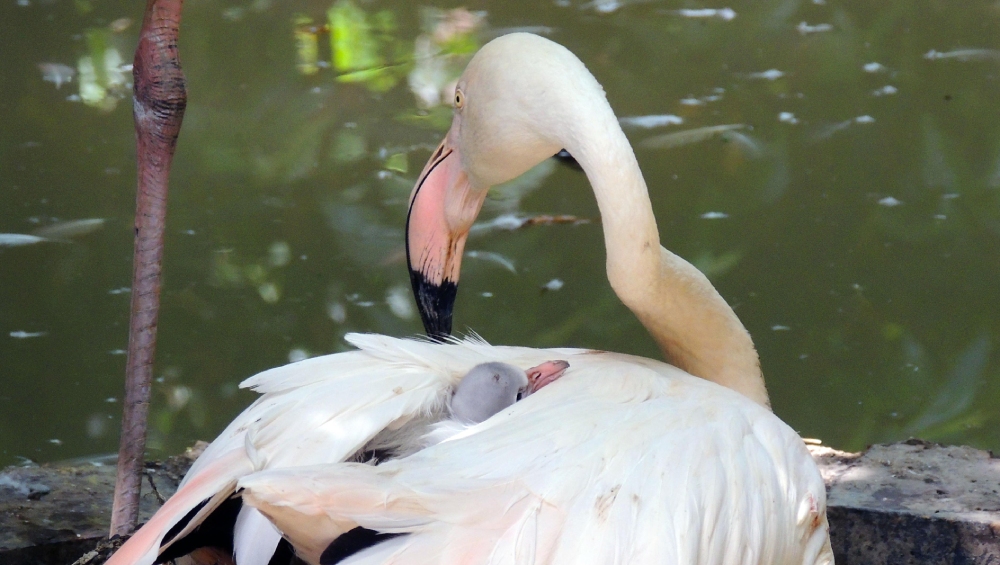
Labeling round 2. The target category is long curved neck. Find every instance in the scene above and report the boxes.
[561,101,770,408]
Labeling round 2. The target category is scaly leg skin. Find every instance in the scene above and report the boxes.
[526,360,570,393]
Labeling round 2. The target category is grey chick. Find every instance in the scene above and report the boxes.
[450,362,532,424]
[423,360,570,447]
[452,360,570,423]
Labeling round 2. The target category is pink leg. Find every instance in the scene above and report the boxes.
[527,360,570,393]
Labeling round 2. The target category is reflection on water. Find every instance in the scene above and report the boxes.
[1,0,999,467]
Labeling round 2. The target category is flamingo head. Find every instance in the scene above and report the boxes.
[405,33,605,337]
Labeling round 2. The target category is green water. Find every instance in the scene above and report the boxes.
[2,0,999,468]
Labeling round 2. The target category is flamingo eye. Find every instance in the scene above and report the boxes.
[454,89,465,109]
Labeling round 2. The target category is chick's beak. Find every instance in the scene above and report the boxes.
[526,360,570,393]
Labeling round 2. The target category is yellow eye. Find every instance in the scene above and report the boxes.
[454,89,465,109]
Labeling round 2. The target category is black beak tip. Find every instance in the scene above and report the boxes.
[409,269,458,340]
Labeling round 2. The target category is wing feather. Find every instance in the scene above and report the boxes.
[112,334,539,565]
[241,359,833,565]
[233,506,283,565]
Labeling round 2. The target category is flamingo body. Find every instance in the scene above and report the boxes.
[106,335,566,565]
[108,32,834,565]
[240,335,832,565]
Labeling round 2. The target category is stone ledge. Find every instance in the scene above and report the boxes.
[0,444,203,565]
[1,440,997,564]
[811,439,1000,564]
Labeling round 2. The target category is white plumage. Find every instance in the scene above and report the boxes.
[107,334,569,565]
[108,32,834,565]
[238,335,831,565]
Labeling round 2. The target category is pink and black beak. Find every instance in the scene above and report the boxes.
[406,137,488,339]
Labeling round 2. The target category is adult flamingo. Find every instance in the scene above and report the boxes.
[107,33,833,565]
[237,33,833,565]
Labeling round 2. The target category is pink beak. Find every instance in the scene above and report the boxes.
[526,360,570,393]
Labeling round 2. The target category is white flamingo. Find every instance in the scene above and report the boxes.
[107,32,832,565]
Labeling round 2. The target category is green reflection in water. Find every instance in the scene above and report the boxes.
[1,0,999,467]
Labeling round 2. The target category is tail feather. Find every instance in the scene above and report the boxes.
[239,464,433,532]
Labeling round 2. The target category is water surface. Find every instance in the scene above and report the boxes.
[2,0,999,466]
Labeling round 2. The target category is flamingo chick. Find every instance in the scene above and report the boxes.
[452,360,570,424]
[424,360,570,447]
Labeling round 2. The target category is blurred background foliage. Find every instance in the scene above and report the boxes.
[1,0,998,466]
